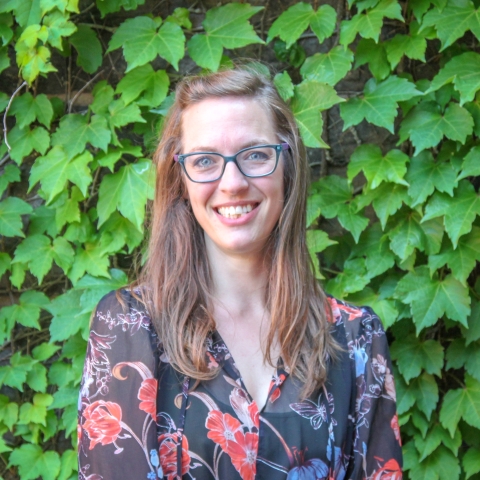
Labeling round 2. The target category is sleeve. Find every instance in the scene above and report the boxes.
[78,290,160,480]
[345,306,403,480]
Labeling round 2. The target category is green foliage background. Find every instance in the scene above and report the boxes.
[0,0,480,478]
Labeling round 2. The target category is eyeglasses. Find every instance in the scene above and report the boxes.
[174,143,289,183]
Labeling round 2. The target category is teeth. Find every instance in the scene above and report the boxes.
[217,204,254,218]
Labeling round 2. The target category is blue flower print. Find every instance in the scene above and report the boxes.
[286,458,329,480]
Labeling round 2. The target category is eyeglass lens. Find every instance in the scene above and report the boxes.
[184,146,278,182]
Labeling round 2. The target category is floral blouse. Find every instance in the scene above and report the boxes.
[78,290,402,480]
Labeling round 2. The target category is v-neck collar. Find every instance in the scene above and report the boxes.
[207,330,290,410]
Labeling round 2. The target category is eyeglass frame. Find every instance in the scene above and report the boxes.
[173,143,290,183]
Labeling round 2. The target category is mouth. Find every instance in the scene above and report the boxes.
[216,203,258,219]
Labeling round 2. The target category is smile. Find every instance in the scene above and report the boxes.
[216,204,257,219]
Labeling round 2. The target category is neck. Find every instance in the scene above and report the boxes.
[206,238,270,322]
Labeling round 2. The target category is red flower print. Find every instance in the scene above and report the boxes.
[390,414,401,445]
[372,459,402,480]
[227,430,258,480]
[158,432,190,480]
[82,401,123,449]
[248,402,259,429]
[138,378,157,419]
[326,297,341,323]
[269,373,286,403]
[206,351,219,369]
[338,303,363,321]
[206,410,243,450]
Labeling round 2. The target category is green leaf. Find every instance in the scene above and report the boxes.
[0,164,20,197]
[309,5,337,43]
[7,125,50,164]
[423,181,480,248]
[307,229,337,278]
[390,335,444,382]
[52,114,110,159]
[58,450,77,480]
[463,301,480,346]
[29,205,57,237]
[311,175,352,217]
[440,374,480,436]
[30,147,93,202]
[188,3,263,71]
[457,145,480,181]
[357,183,409,229]
[68,242,111,285]
[291,80,344,148]
[51,187,83,230]
[273,71,294,101]
[352,224,395,278]
[464,447,480,480]
[13,234,74,282]
[400,102,474,155]
[406,150,456,207]
[98,212,143,253]
[9,92,53,128]
[26,362,48,392]
[0,197,32,237]
[166,7,192,29]
[410,445,460,480]
[0,395,18,431]
[385,28,427,69]
[340,76,421,133]
[0,290,49,334]
[340,0,403,45]
[427,52,480,106]
[96,0,145,16]
[76,268,128,314]
[267,2,315,48]
[414,423,461,461]
[19,393,53,425]
[410,372,439,420]
[347,287,399,328]
[108,16,185,71]
[429,227,480,285]
[355,38,390,81]
[97,158,155,230]
[348,144,409,189]
[48,290,91,341]
[446,338,480,382]
[395,368,416,414]
[337,203,369,242]
[420,1,480,50]
[90,80,114,116]
[187,34,223,72]
[0,252,10,278]
[1,0,41,27]
[108,99,145,128]
[0,352,36,391]
[326,258,370,297]
[388,210,426,260]
[300,46,354,86]
[32,342,60,362]
[69,24,102,73]
[116,64,169,107]
[43,10,76,49]
[395,266,470,332]
[9,444,60,480]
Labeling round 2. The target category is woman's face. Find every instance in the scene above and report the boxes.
[180,96,285,259]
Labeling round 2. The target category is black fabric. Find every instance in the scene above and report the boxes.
[78,290,402,480]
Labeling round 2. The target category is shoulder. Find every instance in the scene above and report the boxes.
[326,296,385,344]
[91,288,154,336]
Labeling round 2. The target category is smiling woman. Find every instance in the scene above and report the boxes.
[78,67,403,480]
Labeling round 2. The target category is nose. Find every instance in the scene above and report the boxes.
[218,161,249,194]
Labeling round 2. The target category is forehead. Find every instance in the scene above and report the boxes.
[180,96,277,151]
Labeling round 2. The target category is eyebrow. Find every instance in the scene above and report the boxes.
[186,140,274,153]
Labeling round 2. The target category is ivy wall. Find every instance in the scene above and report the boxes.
[1,0,480,478]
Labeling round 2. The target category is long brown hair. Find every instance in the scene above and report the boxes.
[137,67,337,397]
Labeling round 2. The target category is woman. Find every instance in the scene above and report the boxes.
[78,68,402,480]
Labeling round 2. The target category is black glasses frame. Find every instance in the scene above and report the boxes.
[174,143,290,183]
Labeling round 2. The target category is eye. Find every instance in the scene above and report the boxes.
[245,150,268,161]
[192,155,215,168]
